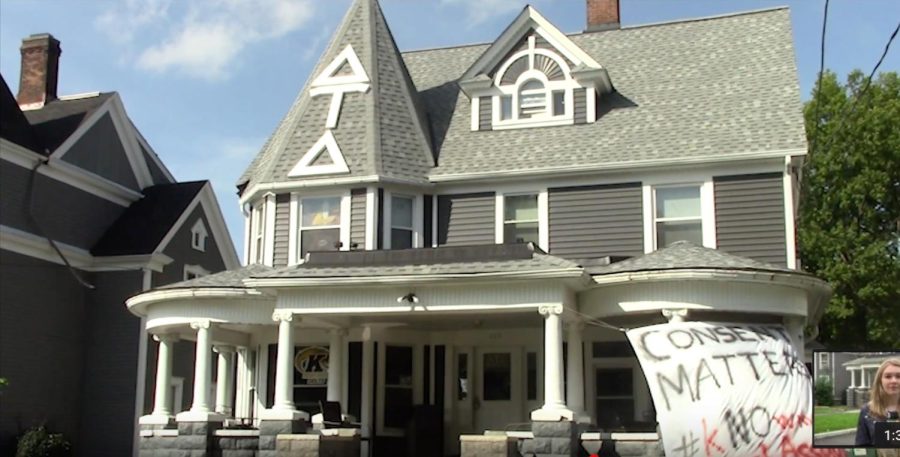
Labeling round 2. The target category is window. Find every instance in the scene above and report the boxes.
[457,353,468,400]
[595,368,634,430]
[519,79,545,118]
[526,352,537,401]
[384,345,413,428]
[391,195,414,249]
[298,197,342,258]
[500,95,513,120]
[504,194,539,244]
[184,264,210,281]
[251,202,266,264]
[818,353,830,369]
[190,219,208,252]
[654,186,702,248]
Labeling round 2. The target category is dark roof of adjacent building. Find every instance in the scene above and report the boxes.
[23,92,113,152]
[0,75,44,152]
[240,5,806,188]
[587,241,802,276]
[158,264,274,290]
[255,243,581,278]
[91,181,206,256]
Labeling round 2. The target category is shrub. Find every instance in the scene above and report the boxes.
[815,376,834,406]
[15,426,71,457]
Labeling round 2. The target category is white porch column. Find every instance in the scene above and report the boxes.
[565,321,589,423]
[849,368,856,388]
[214,345,236,416]
[532,304,573,421]
[140,334,179,425]
[260,311,308,421]
[360,327,375,455]
[327,329,346,404]
[176,320,224,422]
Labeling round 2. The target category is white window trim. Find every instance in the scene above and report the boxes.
[642,180,716,253]
[486,43,579,130]
[495,189,548,251]
[190,219,208,252]
[249,201,267,265]
[184,264,210,281]
[288,191,351,264]
[383,192,423,249]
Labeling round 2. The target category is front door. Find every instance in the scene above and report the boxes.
[474,347,523,432]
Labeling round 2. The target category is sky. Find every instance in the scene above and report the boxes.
[1,0,897,259]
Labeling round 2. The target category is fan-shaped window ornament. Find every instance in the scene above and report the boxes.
[534,54,564,81]
[500,56,529,86]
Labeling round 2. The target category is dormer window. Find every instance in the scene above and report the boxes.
[190,219,208,252]
[486,36,580,130]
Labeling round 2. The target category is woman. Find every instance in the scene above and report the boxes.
[854,357,900,449]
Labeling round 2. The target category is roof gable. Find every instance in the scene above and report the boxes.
[459,6,610,95]
[57,112,141,190]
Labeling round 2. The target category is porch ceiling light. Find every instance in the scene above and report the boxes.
[397,293,418,304]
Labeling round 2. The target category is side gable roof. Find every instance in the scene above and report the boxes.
[0,75,43,152]
[238,0,433,195]
[23,92,113,152]
[92,180,240,269]
[91,181,206,256]
[402,7,807,180]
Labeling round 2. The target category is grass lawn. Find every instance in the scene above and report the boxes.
[814,407,859,434]
[815,405,855,415]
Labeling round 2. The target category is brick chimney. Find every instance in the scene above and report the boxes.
[586,0,620,32]
[17,33,61,108]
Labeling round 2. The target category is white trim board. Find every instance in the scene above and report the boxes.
[1,140,142,206]
[287,131,350,177]
[0,224,173,272]
[155,182,241,269]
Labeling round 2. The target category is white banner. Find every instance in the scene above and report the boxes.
[626,322,843,457]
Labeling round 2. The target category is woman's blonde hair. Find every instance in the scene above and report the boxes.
[868,357,900,419]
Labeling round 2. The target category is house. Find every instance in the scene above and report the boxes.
[813,352,863,405]
[0,34,239,456]
[841,353,900,408]
[128,1,830,456]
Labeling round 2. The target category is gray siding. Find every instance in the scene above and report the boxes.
[0,158,127,250]
[153,205,228,286]
[141,146,172,185]
[479,97,492,131]
[0,251,87,451]
[437,193,495,246]
[78,270,144,457]
[60,113,140,191]
[574,88,587,125]
[714,173,787,266]
[273,194,291,266]
[350,188,367,250]
[548,182,644,259]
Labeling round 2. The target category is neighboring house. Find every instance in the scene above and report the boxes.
[0,34,239,456]
[127,1,829,457]
[842,353,900,408]
[813,352,863,405]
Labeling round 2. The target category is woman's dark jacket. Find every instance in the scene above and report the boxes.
[855,404,877,447]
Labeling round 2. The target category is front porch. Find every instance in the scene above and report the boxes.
[128,242,826,457]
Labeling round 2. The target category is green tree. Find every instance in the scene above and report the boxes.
[800,70,900,349]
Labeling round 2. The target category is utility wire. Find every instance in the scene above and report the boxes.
[817,18,900,155]
[27,160,95,289]
[808,0,829,158]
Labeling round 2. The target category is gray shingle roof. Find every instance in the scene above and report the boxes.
[842,354,900,367]
[239,0,433,189]
[255,249,581,279]
[588,240,802,276]
[240,5,806,189]
[402,7,806,178]
[157,264,273,290]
